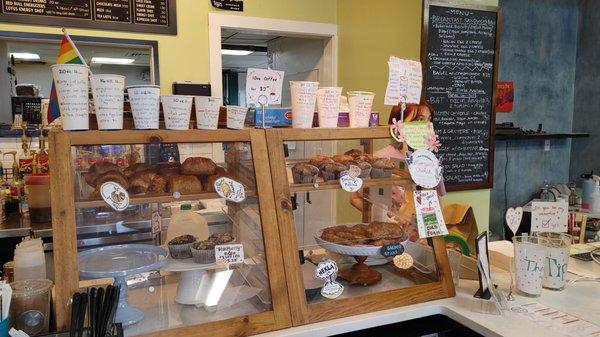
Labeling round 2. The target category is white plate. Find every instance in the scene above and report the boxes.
[315,225,408,257]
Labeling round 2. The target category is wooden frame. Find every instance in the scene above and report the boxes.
[0,0,177,35]
[265,126,456,326]
[49,128,291,335]
[421,0,502,191]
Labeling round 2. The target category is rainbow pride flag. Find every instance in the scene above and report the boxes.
[47,30,87,124]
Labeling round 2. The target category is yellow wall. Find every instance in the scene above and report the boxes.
[0,0,337,93]
[337,0,498,232]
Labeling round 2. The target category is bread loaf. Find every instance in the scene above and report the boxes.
[169,175,203,194]
[181,157,217,176]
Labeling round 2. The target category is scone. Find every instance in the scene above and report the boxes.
[181,157,217,175]
[370,158,395,178]
[169,175,203,194]
[332,154,354,165]
[291,163,319,184]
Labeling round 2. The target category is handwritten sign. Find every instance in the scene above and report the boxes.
[380,243,405,257]
[214,177,246,203]
[505,207,523,235]
[407,149,442,189]
[339,175,363,192]
[246,68,284,106]
[226,105,248,129]
[215,244,244,264]
[315,260,343,299]
[413,190,448,238]
[100,181,130,212]
[384,56,422,105]
[531,201,568,233]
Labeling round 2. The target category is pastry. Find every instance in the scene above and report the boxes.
[204,168,232,192]
[123,163,154,178]
[344,149,363,158]
[322,162,347,181]
[332,154,354,165]
[168,175,203,194]
[320,221,408,247]
[308,155,334,176]
[190,240,216,264]
[168,234,197,259]
[83,162,120,187]
[157,162,181,178]
[181,157,217,176]
[291,163,319,184]
[370,158,395,178]
[209,232,235,245]
[348,160,372,179]
[94,170,129,189]
[129,170,167,194]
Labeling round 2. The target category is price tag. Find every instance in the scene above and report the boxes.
[347,164,361,179]
[407,149,442,189]
[404,121,439,151]
[339,175,363,192]
[100,181,130,212]
[315,260,338,279]
[315,260,344,299]
[215,244,244,264]
[413,190,448,238]
[246,68,285,106]
[214,177,246,203]
[380,242,405,257]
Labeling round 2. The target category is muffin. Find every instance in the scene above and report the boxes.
[292,163,320,184]
[332,154,354,165]
[209,232,235,245]
[168,234,197,259]
[191,240,216,264]
[322,162,347,181]
[344,149,363,158]
[370,158,395,178]
[309,155,335,176]
[349,160,372,179]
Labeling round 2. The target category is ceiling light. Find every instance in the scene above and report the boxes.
[221,49,253,56]
[91,57,135,65]
[10,52,40,60]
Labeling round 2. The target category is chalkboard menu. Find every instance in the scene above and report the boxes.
[0,0,176,34]
[422,1,501,191]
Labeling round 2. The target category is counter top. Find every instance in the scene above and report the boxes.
[255,260,600,337]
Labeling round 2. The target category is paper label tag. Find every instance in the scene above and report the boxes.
[505,207,523,235]
[347,164,361,179]
[315,260,338,279]
[215,244,244,264]
[100,181,130,212]
[151,208,162,235]
[393,253,414,269]
[384,56,422,105]
[531,201,568,233]
[214,177,246,203]
[246,68,285,106]
[380,242,405,257]
[407,149,442,189]
[404,121,440,152]
[413,190,448,238]
[315,260,343,299]
[321,281,344,299]
[339,174,363,192]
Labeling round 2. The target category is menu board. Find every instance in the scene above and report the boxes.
[422,2,500,190]
[0,0,176,34]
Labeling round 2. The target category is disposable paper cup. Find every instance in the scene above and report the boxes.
[162,95,193,130]
[348,91,375,128]
[290,81,319,128]
[512,235,549,297]
[51,64,90,130]
[226,105,248,129]
[535,232,572,291]
[195,96,222,130]
[91,74,125,130]
[127,85,161,129]
[316,87,342,128]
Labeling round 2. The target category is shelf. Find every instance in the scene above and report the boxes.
[495,132,589,140]
[75,190,257,208]
[289,176,414,192]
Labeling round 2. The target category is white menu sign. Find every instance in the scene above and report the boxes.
[246,68,285,106]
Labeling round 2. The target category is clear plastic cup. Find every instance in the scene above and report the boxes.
[91,74,125,130]
[127,85,161,129]
[347,91,375,128]
[535,232,572,290]
[316,87,343,128]
[50,64,90,130]
[290,81,319,128]
[512,235,549,297]
[162,95,193,130]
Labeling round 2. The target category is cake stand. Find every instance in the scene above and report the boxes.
[78,244,168,326]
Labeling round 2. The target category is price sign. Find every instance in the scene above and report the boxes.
[214,177,246,203]
[100,181,130,212]
[315,259,343,299]
[380,243,405,257]
[245,68,285,106]
[215,244,244,264]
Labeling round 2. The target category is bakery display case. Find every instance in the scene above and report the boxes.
[265,126,455,325]
[48,129,291,336]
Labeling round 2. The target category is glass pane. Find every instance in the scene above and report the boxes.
[285,139,440,304]
[71,141,270,335]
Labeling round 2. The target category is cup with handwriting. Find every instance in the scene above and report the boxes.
[535,232,572,291]
[127,85,161,129]
[195,96,222,130]
[316,87,343,128]
[347,91,375,128]
[290,81,319,128]
[162,95,193,130]
[512,235,549,297]
[51,64,90,130]
[226,105,248,129]
[91,74,125,130]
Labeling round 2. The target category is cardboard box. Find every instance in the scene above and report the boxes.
[252,107,292,127]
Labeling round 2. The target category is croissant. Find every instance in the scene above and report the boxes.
[129,170,167,195]
[83,162,120,187]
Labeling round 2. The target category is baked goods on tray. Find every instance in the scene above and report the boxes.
[320,221,408,247]
[181,157,218,175]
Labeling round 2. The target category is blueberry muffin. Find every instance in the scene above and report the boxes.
[190,240,216,264]
[168,234,197,259]
[292,163,320,184]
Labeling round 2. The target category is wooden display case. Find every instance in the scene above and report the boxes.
[265,126,455,326]
[48,129,291,336]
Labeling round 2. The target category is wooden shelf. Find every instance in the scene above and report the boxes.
[289,176,414,192]
[75,190,257,208]
[495,132,589,140]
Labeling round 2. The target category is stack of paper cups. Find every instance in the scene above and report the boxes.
[316,87,343,128]
[50,64,90,130]
[348,91,375,128]
[162,95,193,130]
[91,74,125,130]
[195,96,222,130]
[226,106,248,129]
[127,85,161,129]
[290,81,319,128]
